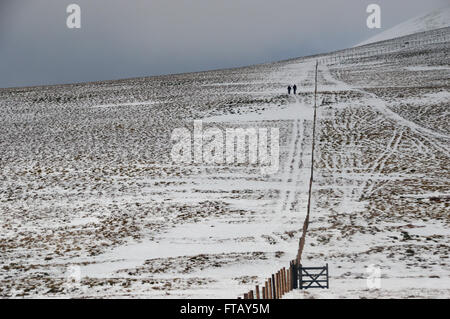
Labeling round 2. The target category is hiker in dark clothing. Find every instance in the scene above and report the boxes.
[293,84,297,95]
[287,85,291,95]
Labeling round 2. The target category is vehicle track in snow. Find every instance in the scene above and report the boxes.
[277,62,315,214]
[320,64,448,200]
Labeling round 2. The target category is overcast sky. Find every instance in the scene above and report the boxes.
[0,0,448,88]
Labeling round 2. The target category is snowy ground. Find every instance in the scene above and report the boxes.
[0,27,449,298]
[358,6,450,46]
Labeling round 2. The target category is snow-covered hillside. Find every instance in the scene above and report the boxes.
[0,25,449,298]
[358,6,450,46]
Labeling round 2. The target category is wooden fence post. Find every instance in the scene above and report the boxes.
[276,272,280,299]
[271,274,276,299]
[289,267,292,291]
[285,268,288,294]
[278,271,282,297]
[274,273,278,299]
[286,268,289,292]
[288,267,291,291]
[255,285,260,299]
[277,271,281,297]
[279,271,282,297]
[268,278,273,299]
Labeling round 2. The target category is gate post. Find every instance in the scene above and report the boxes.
[291,261,298,289]
[299,264,303,289]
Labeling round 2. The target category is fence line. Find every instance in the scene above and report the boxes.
[239,61,320,299]
[318,29,450,65]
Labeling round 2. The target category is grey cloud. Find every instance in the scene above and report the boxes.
[0,0,448,88]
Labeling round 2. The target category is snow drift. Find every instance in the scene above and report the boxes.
[357,6,450,46]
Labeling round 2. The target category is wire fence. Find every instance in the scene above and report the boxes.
[318,26,450,64]
[239,62,319,299]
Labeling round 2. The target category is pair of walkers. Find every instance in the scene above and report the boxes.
[287,84,297,95]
